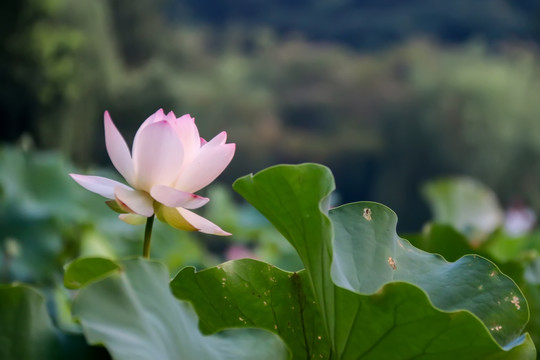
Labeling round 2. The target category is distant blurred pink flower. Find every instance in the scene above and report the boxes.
[70,109,235,236]
[226,245,258,261]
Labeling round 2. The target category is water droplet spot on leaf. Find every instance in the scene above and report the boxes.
[388,257,397,270]
[363,208,372,221]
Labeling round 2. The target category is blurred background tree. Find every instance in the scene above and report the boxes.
[2,0,540,230]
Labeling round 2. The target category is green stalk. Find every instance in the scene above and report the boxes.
[143,215,155,258]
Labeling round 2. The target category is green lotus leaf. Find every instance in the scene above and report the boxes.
[63,256,120,289]
[172,259,331,359]
[65,257,287,360]
[217,163,536,359]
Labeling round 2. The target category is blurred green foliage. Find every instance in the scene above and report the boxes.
[409,176,540,356]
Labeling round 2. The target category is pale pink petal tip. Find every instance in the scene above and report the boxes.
[178,114,194,121]
[208,131,227,145]
[164,111,177,122]
[177,208,232,236]
[104,111,135,185]
[174,140,235,193]
[152,109,165,122]
[202,228,232,236]
[103,111,112,126]
[70,173,131,199]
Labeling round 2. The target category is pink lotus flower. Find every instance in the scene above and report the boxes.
[70,109,235,236]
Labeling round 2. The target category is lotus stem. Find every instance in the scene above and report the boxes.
[143,215,155,258]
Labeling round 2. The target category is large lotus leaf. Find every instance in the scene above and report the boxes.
[173,257,537,359]
[64,257,121,289]
[173,254,537,359]
[422,177,503,243]
[172,259,331,359]
[330,201,528,347]
[233,164,336,331]
[229,163,535,359]
[66,257,287,360]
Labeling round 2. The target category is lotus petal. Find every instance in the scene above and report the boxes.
[150,185,209,209]
[118,213,147,225]
[114,187,154,217]
[176,207,231,236]
[169,114,200,167]
[70,174,131,199]
[132,121,184,191]
[104,112,135,185]
[175,132,235,193]
[154,204,230,235]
